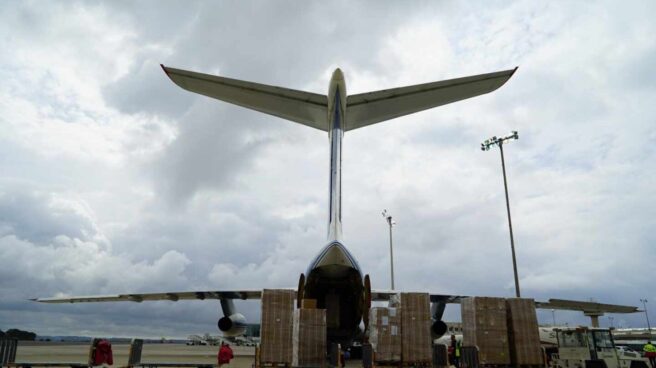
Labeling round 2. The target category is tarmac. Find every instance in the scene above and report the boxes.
[13,342,363,367]
[14,342,256,367]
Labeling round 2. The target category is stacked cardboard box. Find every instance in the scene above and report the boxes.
[260,289,295,364]
[461,297,510,365]
[292,309,327,368]
[368,307,402,362]
[506,298,542,365]
[301,298,317,309]
[399,293,432,363]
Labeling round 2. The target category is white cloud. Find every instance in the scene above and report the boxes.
[1,1,655,337]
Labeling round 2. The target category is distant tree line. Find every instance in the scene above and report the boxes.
[0,328,37,340]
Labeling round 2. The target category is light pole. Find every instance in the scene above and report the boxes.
[640,299,652,335]
[482,131,521,298]
[382,209,396,290]
[608,316,614,328]
[552,309,556,326]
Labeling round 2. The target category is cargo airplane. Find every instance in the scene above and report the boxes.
[34,65,639,345]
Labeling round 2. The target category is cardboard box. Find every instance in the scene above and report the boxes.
[302,298,317,309]
[399,293,432,363]
[506,298,542,365]
[292,309,326,368]
[260,289,294,364]
[461,297,510,365]
[369,307,402,362]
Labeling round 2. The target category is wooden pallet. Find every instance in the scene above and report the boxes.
[399,361,432,367]
[373,361,431,368]
[7,364,90,368]
[257,362,292,368]
[373,360,402,367]
[134,364,216,368]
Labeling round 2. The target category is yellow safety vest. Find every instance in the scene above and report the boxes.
[645,343,656,353]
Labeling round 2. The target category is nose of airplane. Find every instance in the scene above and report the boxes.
[332,68,344,81]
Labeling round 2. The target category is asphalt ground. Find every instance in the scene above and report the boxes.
[14,343,256,367]
[13,342,363,367]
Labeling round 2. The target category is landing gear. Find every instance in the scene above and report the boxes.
[297,273,305,308]
[363,274,371,333]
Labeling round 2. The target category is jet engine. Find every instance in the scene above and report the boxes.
[431,301,448,339]
[217,313,247,337]
[431,320,448,338]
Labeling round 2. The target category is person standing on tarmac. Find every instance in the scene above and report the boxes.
[218,342,234,366]
[455,338,461,368]
[449,335,459,368]
[644,341,656,368]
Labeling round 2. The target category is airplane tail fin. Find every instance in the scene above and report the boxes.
[344,68,517,131]
[161,65,516,133]
[161,65,329,131]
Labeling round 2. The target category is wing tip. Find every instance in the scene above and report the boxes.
[493,66,519,90]
[160,64,175,82]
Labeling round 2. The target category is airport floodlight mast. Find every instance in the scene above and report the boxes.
[481,131,521,298]
[382,209,396,290]
[640,298,652,333]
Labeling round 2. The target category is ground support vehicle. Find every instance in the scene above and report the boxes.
[550,328,649,368]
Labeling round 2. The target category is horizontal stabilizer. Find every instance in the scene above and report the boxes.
[161,65,329,131]
[345,68,517,131]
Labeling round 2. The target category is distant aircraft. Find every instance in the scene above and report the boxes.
[34,65,639,345]
[186,334,211,346]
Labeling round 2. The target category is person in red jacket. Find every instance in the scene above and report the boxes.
[93,339,113,366]
[218,342,234,366]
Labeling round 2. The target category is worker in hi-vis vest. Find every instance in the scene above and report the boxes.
[644,341,656,368]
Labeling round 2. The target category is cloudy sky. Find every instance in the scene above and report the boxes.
[1,1,655,338]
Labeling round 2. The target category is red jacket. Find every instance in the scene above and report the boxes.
[93,340,114,365]
[218,345,234,364]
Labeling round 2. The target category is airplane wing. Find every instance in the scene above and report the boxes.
[371,290,465,304]
[32,290,269,304]
[161,65,329,131]
[345,68,517,131]
[371,291,638,314]
[535,298,639,314]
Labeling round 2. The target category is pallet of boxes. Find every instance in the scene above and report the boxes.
[461,297,542,368]
[368,292,432,367]
[257,289,327,368]
[505,299,543,368]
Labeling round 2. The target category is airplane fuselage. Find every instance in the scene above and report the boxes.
[303,69,365,345]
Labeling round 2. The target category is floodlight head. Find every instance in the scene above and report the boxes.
[481,138,495,151]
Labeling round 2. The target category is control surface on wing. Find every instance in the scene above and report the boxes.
[345,68,517,131]
[162,65,329,131]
